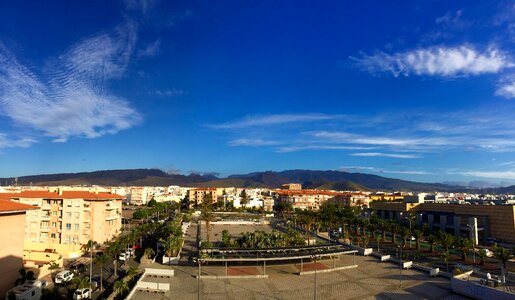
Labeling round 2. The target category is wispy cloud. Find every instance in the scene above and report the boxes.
[0,23,141,143]
[350,152,419,159]
[340,165,431,175]
[124,0,157,14]
[210,113,341,129]
[228,138,279,147]
[275,145,374,153]
[458,169,515,180]
[496,80,515,98]
[153,88,187,98]
[0,133,37,149]
[138,40,161,58]
[351,46,512,77]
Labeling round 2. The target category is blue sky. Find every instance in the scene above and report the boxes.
[1,0,515,185]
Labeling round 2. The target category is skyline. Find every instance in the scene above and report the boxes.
[1,1,515,184]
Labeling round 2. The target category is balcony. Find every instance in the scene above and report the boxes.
[40,226,50,232]
[41,205,51,210]
[41,215,50,220]
[105,215,119,221]
[105,205,120,210]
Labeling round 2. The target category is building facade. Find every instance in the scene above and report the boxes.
[0,200,38,298]
[371,201,515,244]
[1,190,124,258]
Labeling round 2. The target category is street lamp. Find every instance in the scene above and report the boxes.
[396,244,403,288]
[466,224,476,264]
[311,255,317,300]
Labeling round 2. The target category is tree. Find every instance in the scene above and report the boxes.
[126,266,140,281]
[390,223,401,246]
[147,199,157,207]
[441,250,450,272]
[492,244,514,283]
[477,248,487,266]
[94,254,109,291]
[240,189,249,208]
[114,279,129,297]
[438,232,455,253]
[48,261,60,280]
[144,248,155,259]
[15,268,30,286]
[399,226,410,248]
[412,229,424,251]
[455,238,473,261]
[81,240,97,254]
[200,207,215,243]
[222,229,232,247]
[427,234,437,253]
[72,276,90,290]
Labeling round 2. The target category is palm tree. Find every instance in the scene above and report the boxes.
[375,234,382,252]
[399,226,410,248]
[412,229,424,251]
[455,237,473,261]
[48,261,60,280]
[477,248,487,266]
[427,234,437,253]
[441,250,450,272]
[72,276,90,290]
[300,212,315,245]
[144,248,155,259]
[94,254,109,291]
[439,232,455,253]
[492,244,514,283]
[126,266,140,281]
[114,279,129,297]
[390,223,401,245]
[200,207,215,243]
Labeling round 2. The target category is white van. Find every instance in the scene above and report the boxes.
[55,270,74,284]
[5,283,42,300]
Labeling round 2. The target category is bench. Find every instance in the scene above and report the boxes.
[380,255,390,262]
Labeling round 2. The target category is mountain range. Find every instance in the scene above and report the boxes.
[2,168,515,193]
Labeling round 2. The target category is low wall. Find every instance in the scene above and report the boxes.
[451,272,515,300]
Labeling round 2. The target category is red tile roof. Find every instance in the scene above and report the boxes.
[0,200,38,213]
[0,190,125,200]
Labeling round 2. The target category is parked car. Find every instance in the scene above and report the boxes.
[70,263,87,275]
[73,288,92,300]
[55,270,74,284]
[118,253,127,261]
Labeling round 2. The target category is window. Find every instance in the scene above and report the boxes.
[66,223,71,231]
[41,233,48,239]
[52,222,57,227]
[64,235,71,243]
[73,235,79,243]
[74,212,80,219]
[52,211,57,216]
[51,233,56,238]
[66,212,72,219]
[75,201,80,207]
[74,224,79,230]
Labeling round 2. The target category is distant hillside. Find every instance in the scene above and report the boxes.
[231,169,460,192]
[1,168,466,192]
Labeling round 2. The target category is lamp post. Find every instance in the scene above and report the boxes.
[396,244,403,288]
[466,224,476,264]
[311,255,317,300]
[400,212,414,248]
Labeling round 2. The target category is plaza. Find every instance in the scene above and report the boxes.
[129,217,469,299]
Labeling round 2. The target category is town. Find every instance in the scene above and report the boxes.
[1,183,514,299]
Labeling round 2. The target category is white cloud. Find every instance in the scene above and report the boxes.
[0,133,37,149]
[153,88,187,97]
[352,46,512,77]
[496,80,515,98]
[211,113,340,129]
[350,152,419,159]
[138,40,160,58]
[275,145,373,153]
[340,166,431,175]
[459,170,515,180]
[0,24,141,143]
[228,139,279,147]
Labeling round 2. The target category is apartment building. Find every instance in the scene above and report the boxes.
[188,188,223,207]
[0,200,38,298]
[281,183,302,190]
[275,189,346,210]
[1,189,124,258]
